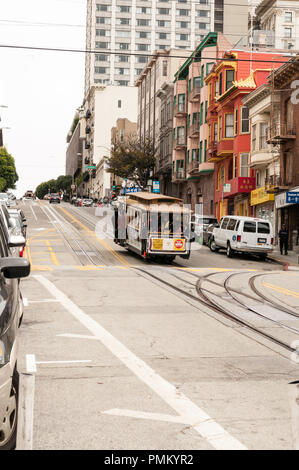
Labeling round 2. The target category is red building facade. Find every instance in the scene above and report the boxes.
[205,50,287,220]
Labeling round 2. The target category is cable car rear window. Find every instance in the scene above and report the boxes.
[258,222,270,234]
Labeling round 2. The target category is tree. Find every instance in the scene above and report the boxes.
[106,136,157,189]
[56,175,72,194]
[35,175,73,199]
[0,147,18,191]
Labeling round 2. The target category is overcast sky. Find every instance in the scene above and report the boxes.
[0,0,86,197]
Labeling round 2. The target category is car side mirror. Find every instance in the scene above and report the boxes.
[0,257,30,279]
[8,234,26,248]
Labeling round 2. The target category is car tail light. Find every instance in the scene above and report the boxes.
[19,247,24,258]
[237,235,241,242]
[271,238,274,245]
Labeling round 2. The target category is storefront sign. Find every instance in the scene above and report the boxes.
[153,181,160,194]
[275,186,299,209]
[250,186,274,206]
[286,192,299,204]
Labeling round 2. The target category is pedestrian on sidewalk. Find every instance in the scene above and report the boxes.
[278,224,289,255]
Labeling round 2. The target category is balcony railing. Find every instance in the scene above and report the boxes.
[174,103,187,117]
[187,160,199,173]
[174,136,187,149]
[189,85,201,103]
[172,169,186,182]
[266,123,296,142]
[264,174,288,192]
[189,121,200,137]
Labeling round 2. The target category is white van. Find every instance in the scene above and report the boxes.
[209,216,274,259]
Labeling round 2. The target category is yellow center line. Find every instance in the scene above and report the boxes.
[58,206,131,267]
[262,282,299,299]
[45,240,59,266]
[25,242,33,266]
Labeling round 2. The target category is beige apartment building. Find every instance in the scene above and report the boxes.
[135,49,191,194]
[172,32,231,213]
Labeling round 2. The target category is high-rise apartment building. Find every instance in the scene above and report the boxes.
[84,0,249,95]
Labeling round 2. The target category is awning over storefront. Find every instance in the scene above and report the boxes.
[251,186,274,206]
[275,186,299,209]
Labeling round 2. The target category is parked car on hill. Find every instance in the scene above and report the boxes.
[209,216,274,259]
[0,209,30,449]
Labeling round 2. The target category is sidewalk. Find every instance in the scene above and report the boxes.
[269,248,299,269]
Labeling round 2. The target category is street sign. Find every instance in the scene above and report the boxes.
[86,165,96,169]
[125,187,140,194]
[153,180,160,194]
[286,192,299,204]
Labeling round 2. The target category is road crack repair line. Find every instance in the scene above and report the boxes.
[32,274,247,450]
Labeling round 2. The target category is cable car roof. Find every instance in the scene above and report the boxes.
[126,192,183,204]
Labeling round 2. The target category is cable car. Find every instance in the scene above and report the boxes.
[113,192,193,262]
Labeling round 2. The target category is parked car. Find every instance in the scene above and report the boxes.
[0,208,30,450]
[209,216,274,259]
[192,215,218,244]
[49,193,60,204]
[74,198,82,207]
[81,199,93,207]
[7,208,27,240]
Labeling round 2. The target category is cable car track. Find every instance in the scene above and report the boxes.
[40,204,107,266]
[134,266,298,354]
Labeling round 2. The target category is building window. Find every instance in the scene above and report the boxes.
[135,68,143,76]
[116,55,129,62]
[260,123,267,149]
[176,21,189,28]
[285,11,292,22]
[118,43,130,50]
[137,7,151,14]
[284,27,292,38]
[234,108,238,135]
[252,124,256,151]
[157,8,170,15]
[177,9,190,16]
[116,18,130,25]
[137,56,148,63]
[118,5,130,12]
[157,20,170,27]
[116,80,129,86]
[217,165,225,189]
[136,44,150,51]
[95,54,109,62]
[240,153,249,177]
[225,114,234,138]
[158,32,169,40]
[96,17,110,24]
[233,154,238,178]
[241,107,250,133]
[96,29,110,36]
[199,10,209,17]
[225,70,235,91]
[219,72,223,95]
[214,122,218,142]
[218,116,222,141]
[116,68,130,75]
[96,4,110,11]
[162,60,168,76]
[118,100,122,109]
[137,19,150,26]
[138,31,150,39]
[120,129,124,142]
[95,42,109,49]
[199,23,209,29]
[95,66,108,74]
[176,34,189,41]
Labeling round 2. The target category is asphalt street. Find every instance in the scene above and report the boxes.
[16,199,299,450]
